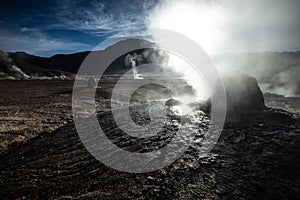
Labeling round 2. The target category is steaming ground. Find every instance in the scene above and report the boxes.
[0,79,300,199]
[213,52,300,98]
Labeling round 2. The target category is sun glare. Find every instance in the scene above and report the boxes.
[146,1,230,100]
[170,104,193,116]
[148,0,229,55]
[170,95,197,116]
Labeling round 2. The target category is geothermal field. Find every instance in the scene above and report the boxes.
[1,0,300,197]
[0,76,299,199]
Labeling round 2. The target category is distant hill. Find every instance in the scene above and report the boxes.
[1,40,300,97]
[0,39,161,79]
[0,50,84,80]
[9,51,89,74]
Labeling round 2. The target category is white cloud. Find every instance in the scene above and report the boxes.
[53,0,154,35]
[20,27,29,32]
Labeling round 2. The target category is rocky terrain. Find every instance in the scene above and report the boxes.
[0,79,299,199]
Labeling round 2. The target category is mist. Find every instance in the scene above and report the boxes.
[146,0,300,55]
[145,0,300,97]
[213,52,300,97]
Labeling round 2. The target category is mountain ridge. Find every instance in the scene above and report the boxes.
[1,41,300,97]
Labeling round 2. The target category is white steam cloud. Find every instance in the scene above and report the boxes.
[145,0,300,97]
[146,0,300,55]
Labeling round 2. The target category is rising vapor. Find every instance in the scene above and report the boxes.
[145,0,300,97]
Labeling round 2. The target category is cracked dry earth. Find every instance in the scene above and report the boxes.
[0,80,300,199]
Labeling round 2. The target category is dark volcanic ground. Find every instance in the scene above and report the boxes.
[0,80,300,199]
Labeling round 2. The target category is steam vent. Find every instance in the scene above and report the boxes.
[213,72,266,122]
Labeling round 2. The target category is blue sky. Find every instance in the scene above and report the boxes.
[0,0,158,56]
[0,0,299,56]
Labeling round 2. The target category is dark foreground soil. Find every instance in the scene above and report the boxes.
[0,80,74,151]
[0,80,300,199]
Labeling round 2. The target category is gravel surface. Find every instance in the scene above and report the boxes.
[0,80,299,199]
